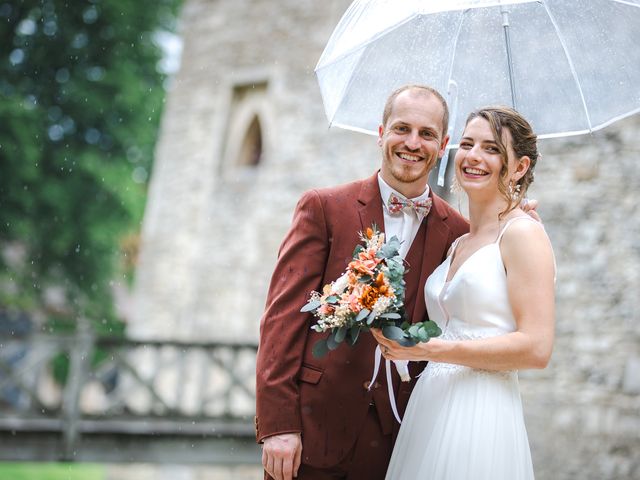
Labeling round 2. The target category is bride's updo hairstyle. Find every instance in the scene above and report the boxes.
[464,106,539,217]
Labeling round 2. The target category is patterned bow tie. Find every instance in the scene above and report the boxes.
[387,193,433,219]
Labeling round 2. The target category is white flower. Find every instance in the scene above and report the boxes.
[331,273,350,295]
[371,296,392,316]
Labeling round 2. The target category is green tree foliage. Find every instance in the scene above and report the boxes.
[0,0,180,333]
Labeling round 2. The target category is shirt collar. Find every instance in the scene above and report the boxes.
[377,173,431,210]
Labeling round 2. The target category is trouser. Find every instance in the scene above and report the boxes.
[265,404,393,480]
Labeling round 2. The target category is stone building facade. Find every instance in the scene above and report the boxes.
[132,0,640,478]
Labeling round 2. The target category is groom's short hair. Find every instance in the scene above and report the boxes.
[382,85,449,138]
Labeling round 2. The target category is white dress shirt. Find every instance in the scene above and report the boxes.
[377,173,430,259]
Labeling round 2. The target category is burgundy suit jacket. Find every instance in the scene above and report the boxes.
[255,172,469,468]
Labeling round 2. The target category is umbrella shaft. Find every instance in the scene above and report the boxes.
[501,7,518,110]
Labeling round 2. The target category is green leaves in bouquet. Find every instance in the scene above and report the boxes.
[312,337,330,358]
[313,323,364,357]
[379,319,442,347]
[382,325,405,340]
[407,320,442,344]
[301,299,321,313]
[378,235,402,259]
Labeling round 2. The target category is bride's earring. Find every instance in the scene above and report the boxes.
[508,180,521,201]
[449,177,462,194]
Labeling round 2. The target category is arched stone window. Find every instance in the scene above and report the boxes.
[237,115,262,166]
[221,81,270,175]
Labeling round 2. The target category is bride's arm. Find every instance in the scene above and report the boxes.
[374,220,555,371]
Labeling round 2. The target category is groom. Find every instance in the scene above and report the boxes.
[256,85,469,480]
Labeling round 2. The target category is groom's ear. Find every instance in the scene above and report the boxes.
[377,125,384,147]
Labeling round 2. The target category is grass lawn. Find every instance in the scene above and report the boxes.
[0,463,104,480]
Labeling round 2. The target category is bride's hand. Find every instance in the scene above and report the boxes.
[371,328,439,362]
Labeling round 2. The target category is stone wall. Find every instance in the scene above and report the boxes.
[521,119,640,480]
[132,0,640,477]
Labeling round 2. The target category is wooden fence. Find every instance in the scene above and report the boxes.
[0,329,260,464]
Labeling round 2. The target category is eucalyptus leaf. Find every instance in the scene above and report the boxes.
[358,275,372,283]
[408,324,421,337]
[366,310,377,325]
[334,326,347,344]
[300,300,321,313]
[417,326,429,342]
[379,312,401,319]
[325,295,339,304]
[422,320,442,337]
[348,325,361,346]
[382,325,405,340]
[397,337,417,347]
[312,338,329,358]
[355,308,371,323]
[379,243,399,258]
[327,331,340,350]
[352,244,364,257]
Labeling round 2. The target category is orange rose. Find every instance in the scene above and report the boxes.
[349,258,380,276]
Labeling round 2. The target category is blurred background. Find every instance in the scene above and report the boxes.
[1,0,638,479]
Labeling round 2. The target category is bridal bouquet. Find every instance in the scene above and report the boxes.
[301,225,441,377]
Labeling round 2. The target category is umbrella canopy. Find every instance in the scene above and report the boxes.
[316,0,640,150]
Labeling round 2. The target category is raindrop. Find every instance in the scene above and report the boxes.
[61,116,76,134]
[55,68,70,83]
[82,5,98,24]
[84,128,100,144]
[9,49,25,66]
[71,32,88,49]
[43,20,57,36]
[126,145,142,163]
[17,18,37,36]
[48,124,64,141]
[86,66,105,81]
[75,244,80,253]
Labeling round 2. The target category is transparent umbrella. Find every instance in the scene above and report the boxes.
[315,0,640,183]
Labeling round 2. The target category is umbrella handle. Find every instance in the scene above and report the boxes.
[438,80,458,187]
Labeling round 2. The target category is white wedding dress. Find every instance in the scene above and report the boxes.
[386,217,539,480]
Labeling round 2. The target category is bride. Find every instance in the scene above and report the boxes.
[373,106,555,479]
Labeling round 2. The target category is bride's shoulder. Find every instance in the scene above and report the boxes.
[499,214,554,263]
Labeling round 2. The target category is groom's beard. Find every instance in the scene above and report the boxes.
[383,150,438,186]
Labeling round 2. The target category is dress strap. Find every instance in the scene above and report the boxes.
[448,233,468,257]
[496,216,539,244]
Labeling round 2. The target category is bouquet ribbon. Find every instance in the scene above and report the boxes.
[367,345,407,424]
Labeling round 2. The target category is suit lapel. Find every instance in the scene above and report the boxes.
[357,172,385,235]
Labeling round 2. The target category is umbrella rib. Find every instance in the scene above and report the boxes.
[445,9,467,87]
[609,0,640,7]
[542,1,593,131]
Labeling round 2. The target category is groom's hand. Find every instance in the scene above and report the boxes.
[262,432,302,480]
[521,198,542,223]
